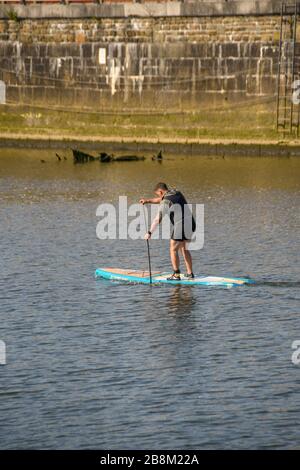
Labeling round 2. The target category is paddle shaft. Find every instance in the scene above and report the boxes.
[146,239,152,284]
[142,205,152,284]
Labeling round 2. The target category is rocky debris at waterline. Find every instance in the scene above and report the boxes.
[72,149,148,164]
[101,153,146,163]
[56,153,67,162]
[152,150,163,162]
[99,152,112,163]
[72,149,97,163]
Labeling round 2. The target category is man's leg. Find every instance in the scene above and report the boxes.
[170,240,181,272]
[181,241,193,275]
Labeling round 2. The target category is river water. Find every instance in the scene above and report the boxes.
[0,148,300,449]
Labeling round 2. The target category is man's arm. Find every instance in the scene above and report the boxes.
[149,213,161,233]
[139,197,161,205]
[145,213,161,240]
[144,199,170,240]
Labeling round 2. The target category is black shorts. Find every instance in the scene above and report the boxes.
[171,217,196,241]
[171,227,194,242]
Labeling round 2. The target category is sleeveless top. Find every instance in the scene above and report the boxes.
[158,189,196,239]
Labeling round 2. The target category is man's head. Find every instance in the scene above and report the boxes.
[154,182,168,198]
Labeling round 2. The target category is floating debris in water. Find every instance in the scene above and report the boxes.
[72,148,146,164]
[99,152,113,163]
[152,150,163,162]
[99,152,145,162]
[55,153,67,161]
[72,149,97,164]
[112,155,145,162]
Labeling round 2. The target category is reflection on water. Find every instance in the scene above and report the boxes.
[0,148,300,449]
[166,286,197,317]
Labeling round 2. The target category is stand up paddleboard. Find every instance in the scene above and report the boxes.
[95,268,254,287]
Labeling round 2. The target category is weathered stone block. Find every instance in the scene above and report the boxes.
[226,58,248,74]
[262,45,278,58]
[81,43,93,58]
[236,74,247,91]
[6,85,20,103]
[31,86,46,103]
[221,43,239,57]
[246,76,259,94]
[249,43,262,58]
[261,76,276,94]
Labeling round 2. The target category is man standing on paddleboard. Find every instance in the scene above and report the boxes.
[140,182,196,280]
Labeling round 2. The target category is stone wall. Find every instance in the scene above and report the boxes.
[0,3,283,111]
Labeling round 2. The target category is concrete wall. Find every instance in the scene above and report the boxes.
[0,2,283,111]
[0,1,286,19]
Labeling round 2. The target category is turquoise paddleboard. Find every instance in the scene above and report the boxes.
[95,268,254,287]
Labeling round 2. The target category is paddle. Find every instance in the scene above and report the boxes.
[142,204,152,284]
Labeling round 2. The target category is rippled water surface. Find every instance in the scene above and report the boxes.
[0,148,300,449]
